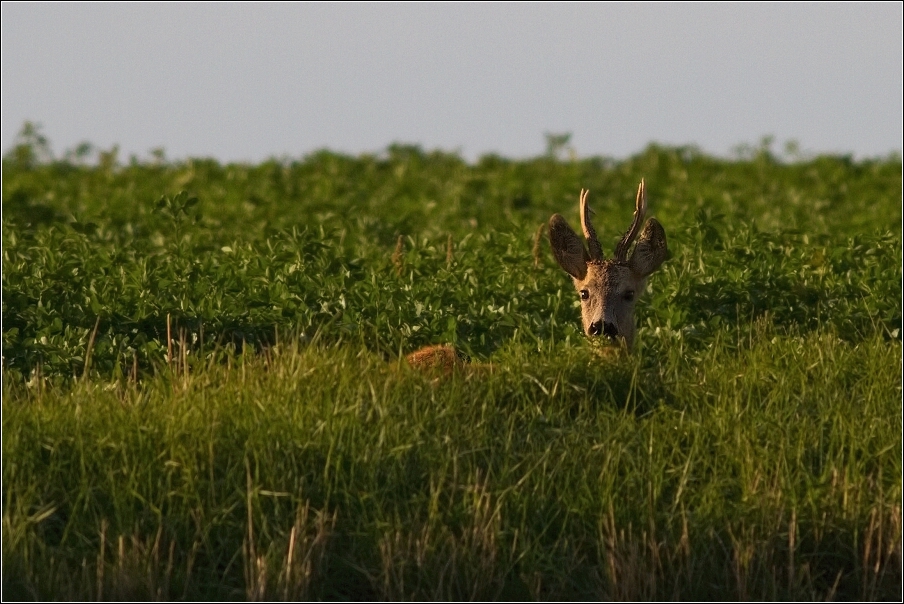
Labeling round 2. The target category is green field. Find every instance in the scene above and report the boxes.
[2,128,902,600]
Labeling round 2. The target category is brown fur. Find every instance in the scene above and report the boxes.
[404,344,465,374]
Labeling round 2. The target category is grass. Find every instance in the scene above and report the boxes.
[2,129,901,599]
[3,325,900,599]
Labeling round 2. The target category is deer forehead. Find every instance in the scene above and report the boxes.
[574,262,638,295]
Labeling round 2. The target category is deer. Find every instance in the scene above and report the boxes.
[548,180,668,349]
[405,180,667,372]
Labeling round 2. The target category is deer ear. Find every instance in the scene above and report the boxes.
[628,218,668,278]
[549,214,588,280]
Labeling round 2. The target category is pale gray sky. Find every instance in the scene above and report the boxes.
[2,3,902,162]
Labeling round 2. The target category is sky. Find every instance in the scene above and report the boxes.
[2,3,902,163]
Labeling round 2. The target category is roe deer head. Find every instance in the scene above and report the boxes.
[549,181,668,348]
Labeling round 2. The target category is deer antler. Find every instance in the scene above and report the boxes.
[615,179,648,262]
[579,189,604,261]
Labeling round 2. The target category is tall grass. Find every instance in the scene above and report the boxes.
[3,324,900,599]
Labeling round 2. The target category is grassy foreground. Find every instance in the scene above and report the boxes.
[3,330,900,600]
[2,131,902,599]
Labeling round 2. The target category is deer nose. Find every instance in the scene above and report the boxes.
[588,321,603,336]
[602,322,618,339]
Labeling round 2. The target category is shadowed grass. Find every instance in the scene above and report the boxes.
[3,327,900,600]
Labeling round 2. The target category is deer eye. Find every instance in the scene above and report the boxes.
[580,289,590,301]
[623,290,635,302]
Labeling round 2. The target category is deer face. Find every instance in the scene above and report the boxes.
[549,182,668,348]
[573,260,643,344]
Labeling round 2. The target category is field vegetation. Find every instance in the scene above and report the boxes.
[2,125,902,599]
